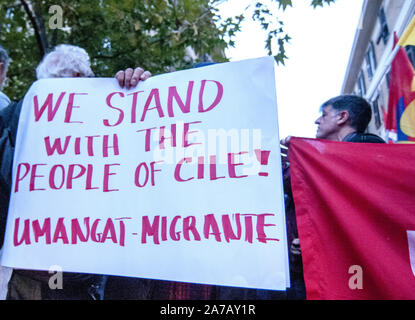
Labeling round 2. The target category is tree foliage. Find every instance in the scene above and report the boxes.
[247,0,335,64]
[0,0,335,100]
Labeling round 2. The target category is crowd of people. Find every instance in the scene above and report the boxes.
[0,43,385,300]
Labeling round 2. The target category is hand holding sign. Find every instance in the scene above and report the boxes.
[115,67,152,90]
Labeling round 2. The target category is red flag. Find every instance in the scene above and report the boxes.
[289,137,415,300]
[386,34,415,143]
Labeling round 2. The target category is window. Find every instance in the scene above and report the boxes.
[372,96,382,129]
[405,45,415,69]
[365,42,377,80]
[377,7,390,45]
[357,72,366,97]
[384,71,391,89]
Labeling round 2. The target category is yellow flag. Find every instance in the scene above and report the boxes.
[398,16,415,47]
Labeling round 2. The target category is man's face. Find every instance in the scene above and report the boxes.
[315,105,341,140]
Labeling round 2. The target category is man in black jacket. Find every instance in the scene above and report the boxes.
[281,94,385,299]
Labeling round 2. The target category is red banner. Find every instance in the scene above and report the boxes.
[289,137,415,300]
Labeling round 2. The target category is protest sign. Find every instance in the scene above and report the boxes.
[0,56,289,291]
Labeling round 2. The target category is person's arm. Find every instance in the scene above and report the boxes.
[114,67,152,89]
[280,135,292,163]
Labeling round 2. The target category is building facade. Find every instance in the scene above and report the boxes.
[342,0,415,139]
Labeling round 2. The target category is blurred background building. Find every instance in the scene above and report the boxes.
[342,0,415,139]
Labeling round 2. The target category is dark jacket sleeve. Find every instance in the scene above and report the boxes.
[0,100,23,248]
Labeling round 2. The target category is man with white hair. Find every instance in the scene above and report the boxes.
[0,45,10,110]
[35,44,151,86]
[36,44,95,79]
[0,44,151,300]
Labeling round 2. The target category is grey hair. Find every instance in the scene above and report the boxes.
[36,44,94,79]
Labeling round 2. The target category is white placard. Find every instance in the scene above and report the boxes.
[1,57,289,291]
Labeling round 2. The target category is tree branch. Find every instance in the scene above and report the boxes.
[20,0,49,57]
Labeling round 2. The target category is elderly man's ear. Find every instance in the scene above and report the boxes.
[336,110,350,126]
[115,67,151,89]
